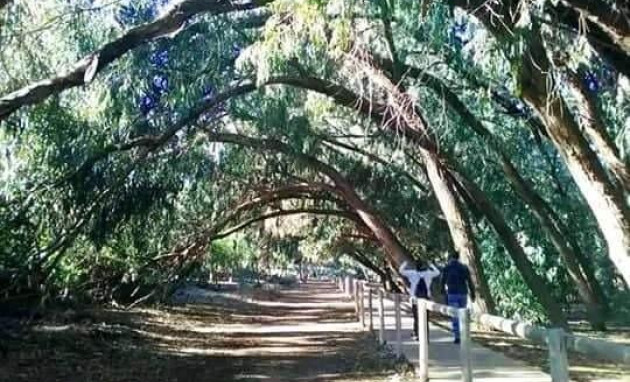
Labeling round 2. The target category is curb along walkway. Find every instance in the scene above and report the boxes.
[358,288,552,382]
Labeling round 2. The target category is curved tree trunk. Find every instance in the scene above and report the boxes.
[346,250,387,281]
[500,155,607,328]
[566,71,630,193]
[0,0,272,121]
[450,169,569,328]
[560,0,630,55]
[519,33,630,288]
[407,69,607,328]
[449,0,630,302]
[88,72,568,323]
[272,69,577,320]
[423,151,496,314]
[549,2,630,78]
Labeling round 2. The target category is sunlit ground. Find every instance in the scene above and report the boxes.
[0,281,413,382]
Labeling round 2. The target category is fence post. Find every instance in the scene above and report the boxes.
[368,288,374,332]
[359,282,365,327]
[345,276,351,297]
[418,300,429,382]
[378,288,385,345]
[395,293,402,358]
[354,279,360,321]
[458,308,472,382]
[547,328,569,382]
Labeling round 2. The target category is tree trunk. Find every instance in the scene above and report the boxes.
[0,0,273,121]
[451,169,569,328]
[448,0,630,297]
[372,57,607,326]
[423,151,496,314]
[410,69,607,328]
[560,0,630,55]
[500,154,607,329]
[331,177,415,269]
[519,33,630,288]
[566,71,630,193]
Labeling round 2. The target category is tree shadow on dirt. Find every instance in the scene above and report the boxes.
[0,282,411,382]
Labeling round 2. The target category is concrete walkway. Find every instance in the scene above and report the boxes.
[357,288,552,382]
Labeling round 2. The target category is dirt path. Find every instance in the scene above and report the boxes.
[0,281,408,382]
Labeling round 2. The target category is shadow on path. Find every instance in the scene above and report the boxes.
[0,281,407,382]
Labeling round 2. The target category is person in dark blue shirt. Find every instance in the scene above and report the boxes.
[440,250,476,344]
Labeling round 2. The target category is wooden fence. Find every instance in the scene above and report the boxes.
[335,276,630,382]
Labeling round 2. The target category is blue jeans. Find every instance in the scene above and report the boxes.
[447,294,467,340]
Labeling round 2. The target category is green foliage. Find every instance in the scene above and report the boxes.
[0,0,627,325]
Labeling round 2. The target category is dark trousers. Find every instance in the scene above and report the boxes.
[411,301,430,338]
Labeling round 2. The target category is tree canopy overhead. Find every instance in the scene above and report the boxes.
[1,0,629,328]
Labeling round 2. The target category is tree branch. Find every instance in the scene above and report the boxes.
[320,136,429,194]
[0,0,273,121]
[213,208,359,241]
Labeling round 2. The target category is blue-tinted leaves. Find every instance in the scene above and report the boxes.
[451,21,470,46]
[115,4,138,26]
[199,104,227,125]
[584,71,600,93]
[202,84,216,101]
[453,21,467,35]
[231,43,242,59]
[115,3,158,27]
[136,54,170,114]
[139,93,158,115]
[600,64,616,86]
[199,83,226,124]
[512,101,527,116]
[151,74,169,95]
[150,49,169,68]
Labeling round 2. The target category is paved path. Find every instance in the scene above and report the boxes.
[353,286,552,382]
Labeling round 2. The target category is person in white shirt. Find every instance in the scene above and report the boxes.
[399,260,440,339]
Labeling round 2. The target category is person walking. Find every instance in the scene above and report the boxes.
[440,250,476,344]
[399,260,440,340]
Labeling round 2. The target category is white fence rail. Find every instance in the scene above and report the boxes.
[335,276,630,382]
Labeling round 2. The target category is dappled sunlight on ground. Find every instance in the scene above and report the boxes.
[0,281,412,382]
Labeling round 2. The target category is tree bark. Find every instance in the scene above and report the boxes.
[333,55,498,313]
[213,208,357,241]
[77,72,569,321]
[406,67,607,329]
[500,156,607,328]
[423,151,496,314]
[519,32,630,288]
[560,0,630,55]
[449,0,630,304]
[346,250,388,281]
[566,70,630,193]
[450,169,569,328]
[548,2,630,78]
